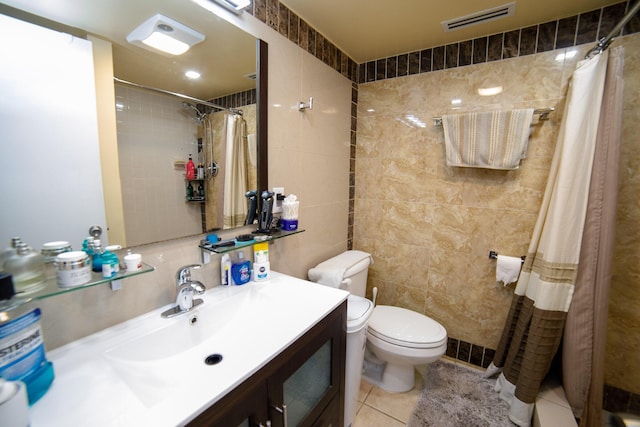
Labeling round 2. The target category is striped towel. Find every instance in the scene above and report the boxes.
[442,109,534,170]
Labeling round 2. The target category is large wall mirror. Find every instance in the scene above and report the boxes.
[0,0,267,248]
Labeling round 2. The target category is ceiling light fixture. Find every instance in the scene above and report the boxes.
[127,14,205,55]
[193,0,251,16]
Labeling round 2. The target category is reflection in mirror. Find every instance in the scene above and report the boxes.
[114,80,258,246]
[0,1,268,248]
[113,38,262,246]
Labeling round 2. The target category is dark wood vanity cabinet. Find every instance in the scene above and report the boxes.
[189,301,347,427]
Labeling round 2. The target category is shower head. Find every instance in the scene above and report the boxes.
[182,102,207,121]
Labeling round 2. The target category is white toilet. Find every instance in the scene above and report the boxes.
[309,251,374,427]
[309,250,447,400]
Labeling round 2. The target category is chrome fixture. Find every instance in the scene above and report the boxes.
[297,97,313,112]
[432,107,554,127]
[161,264,206,318]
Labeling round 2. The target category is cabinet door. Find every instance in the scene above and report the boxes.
[268,306,345,427]
[189,376,269,427]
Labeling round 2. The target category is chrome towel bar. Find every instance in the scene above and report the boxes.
[432,107,554,127]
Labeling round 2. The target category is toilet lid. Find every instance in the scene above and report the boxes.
[346,295,374,332]
[368,305,447,348]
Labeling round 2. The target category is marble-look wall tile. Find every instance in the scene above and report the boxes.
[577,10,601,45]
[355,41,586,350]
[537,21,557,52]
[459,40,473,66]
[472,37,488,64]
[520,25,538,56]
[556,16,578,48]
[487,34,503,61]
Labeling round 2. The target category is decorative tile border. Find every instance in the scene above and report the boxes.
[209,88,257,109]
[358,0,638,83]
[248,0,358,81]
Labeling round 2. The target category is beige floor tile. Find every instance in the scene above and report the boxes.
[358,379,374,403]
[360,372,423,424]
[354,404,406,427]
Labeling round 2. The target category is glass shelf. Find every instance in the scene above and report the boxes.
[0,262,155,312]
[199,229,305,254]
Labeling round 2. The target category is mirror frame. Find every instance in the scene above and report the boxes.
[256,39,268,206]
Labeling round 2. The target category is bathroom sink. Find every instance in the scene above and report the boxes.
[103,285,275,406]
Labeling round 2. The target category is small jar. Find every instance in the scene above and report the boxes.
[41,241,72,263]
[55,251,91,288]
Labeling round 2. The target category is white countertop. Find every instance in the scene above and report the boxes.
[29,272,348,426]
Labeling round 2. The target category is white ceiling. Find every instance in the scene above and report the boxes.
[0,0,625,99]
[0,0,257,100]
[279,0,623,63]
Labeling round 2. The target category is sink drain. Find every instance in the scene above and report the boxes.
[205,354,223,365]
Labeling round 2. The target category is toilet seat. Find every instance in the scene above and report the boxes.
[368,305,447,349]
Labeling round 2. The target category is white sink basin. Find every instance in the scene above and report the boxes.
[103,285,276,406]
[30,272,349,427]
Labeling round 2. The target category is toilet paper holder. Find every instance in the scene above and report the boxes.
[489,251,525,263]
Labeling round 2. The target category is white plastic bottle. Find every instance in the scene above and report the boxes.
[220,254,231,286]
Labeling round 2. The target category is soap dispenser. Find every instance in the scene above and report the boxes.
[231,252,251,285]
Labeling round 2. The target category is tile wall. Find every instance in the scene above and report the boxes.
[115,85,203,246]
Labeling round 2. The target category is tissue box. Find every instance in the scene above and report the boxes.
[281,219,298,231]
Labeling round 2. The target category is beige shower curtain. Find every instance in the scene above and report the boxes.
[485,50,611,427]
[223,114,249,228]
[563,45,624,427]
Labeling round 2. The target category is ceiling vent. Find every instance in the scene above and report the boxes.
[441,2,516,32]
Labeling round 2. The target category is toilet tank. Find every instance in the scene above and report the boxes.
[308,250,372,297]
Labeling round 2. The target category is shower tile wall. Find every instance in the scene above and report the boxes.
[354,45,569,349]
[354,33,640,400]
[115,85,203,246]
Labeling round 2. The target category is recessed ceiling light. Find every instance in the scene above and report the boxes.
[127,14,205,56]
[185,70,201,79]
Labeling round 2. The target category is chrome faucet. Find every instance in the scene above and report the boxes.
[161,264,206,318]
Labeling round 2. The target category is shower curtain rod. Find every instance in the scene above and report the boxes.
[585,0,640,59]
[113,77,243,116]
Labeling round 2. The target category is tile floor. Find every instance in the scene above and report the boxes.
[353,371,423,426]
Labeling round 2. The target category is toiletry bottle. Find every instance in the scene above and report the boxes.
[91,240,103,272]
[101,246,119,278]
[186,182,194,200]
[0,237,22,271]
[186,154,196,180]
[82,236,94,257]
[198,182,205,198]
[253,242,270,282]
[231,252,251,285]
[220,253,231,286]
[197,162,204,179]
[4,242,46,293]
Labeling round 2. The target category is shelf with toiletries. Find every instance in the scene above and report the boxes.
[0,262,155,312]
[199,229,305,254]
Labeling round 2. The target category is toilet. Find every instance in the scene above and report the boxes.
[309,251,374,427]
[309,250,447,401]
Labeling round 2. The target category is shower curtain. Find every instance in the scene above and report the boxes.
[563,46,624,427]
[223,114,249,228]
[485,50,612,427]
